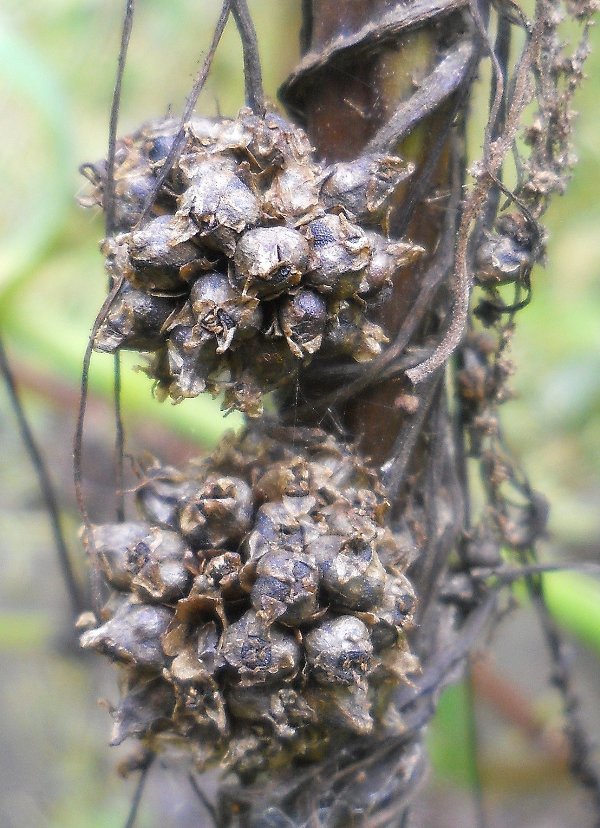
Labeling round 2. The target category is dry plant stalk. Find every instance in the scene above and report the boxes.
[69,0,600,826]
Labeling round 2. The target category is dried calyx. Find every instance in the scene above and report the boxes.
[81,109,423,416]
[79,425,419,777]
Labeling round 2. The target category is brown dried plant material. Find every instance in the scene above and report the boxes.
[79,425,419,777]
[81,109,424,416]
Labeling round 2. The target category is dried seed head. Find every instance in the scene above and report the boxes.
[82,111,422,414]
[80,391,419,773]
[233,226,310,298]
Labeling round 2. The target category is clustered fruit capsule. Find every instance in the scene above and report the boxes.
[79,425,419,775]
[81,109,424,415]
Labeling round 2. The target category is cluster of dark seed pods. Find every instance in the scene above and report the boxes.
[80,108,423,415]
[79,425,419,776]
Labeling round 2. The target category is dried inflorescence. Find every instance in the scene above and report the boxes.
[80,108,423,415]
[79,425,419,776]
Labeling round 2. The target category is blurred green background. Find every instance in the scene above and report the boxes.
[0,1,599,826]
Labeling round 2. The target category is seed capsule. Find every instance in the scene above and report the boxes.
[358,232,425,299]
[243,501,304,566]
[358,574,417,650]
[475,213,535,286]
[304,615,373,686]
[129,529,191,603]
[125,214,202,292]
[304,682,373,735]
[226,685,315,737]
[220,610,302,686]
[320,154,414,221]
[278,289,327,358]
[176,158,260,255]
[320,537,387,611]
[189,272,262,352]
[233,226,310,299]
[166,324,220,400]
[80,601,172,669]
[322,299,388,362]
[251,551,320,626]
[94,282,178,354]
[263,161,321,221]
[304,213,371,297]
[90,521,153,591]
[110,675,175,746]
[136,461,197,530]
[179,475,253,550]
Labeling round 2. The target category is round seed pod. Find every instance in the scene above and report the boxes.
[475,213,534,286]
[94,281,178,354]
[321,300,388,362]
[305,615,373,686]
[226,686,313,740]
[176,157,260,255]
[136,462,198,530]
[303,682,373,736]
[189,272,262,353]
[166,324,220,400]
[232,226,310,299]
[80,156,158,232]
[124,214,202,293]
[358,574,417,651]
[129,529,191,604]
[243,501,304,567]
[80,600,172,670]
[109,675,175,746]
[220,610,302,686]
[304,213,371,297]
[320,537,387,611]
[90,521,153,591]
[263,161,321,221]
[278,289,327,358]
[358,232,425,299]
[251,550,320,625]
[320,153,414,221]
[178,475,253,550]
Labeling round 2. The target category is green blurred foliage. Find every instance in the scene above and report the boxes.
[0,2,599,825]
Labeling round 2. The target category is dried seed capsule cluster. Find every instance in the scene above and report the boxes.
[79,426,419,776]
[81,109,423,415]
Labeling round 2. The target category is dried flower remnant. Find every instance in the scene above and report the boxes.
[81,110,423,415]
[79,425,419,776]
